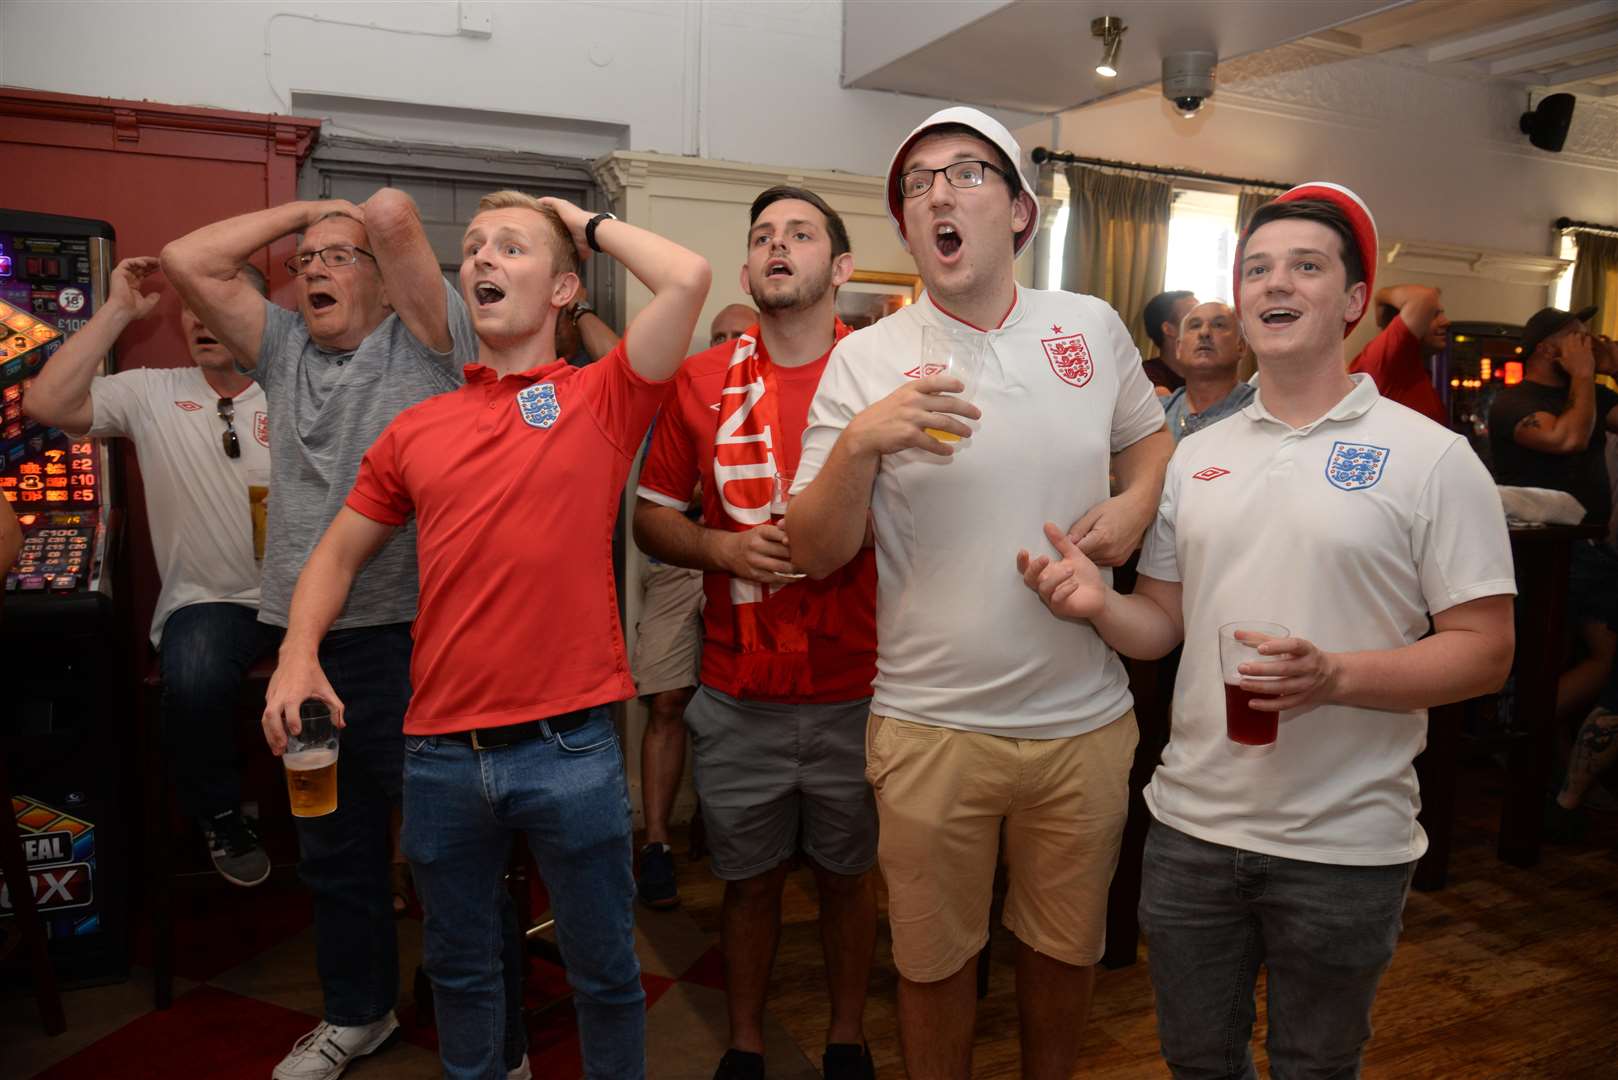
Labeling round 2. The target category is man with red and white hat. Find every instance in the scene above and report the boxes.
[1019,183,1517,1076]
[787,107,1171,1077]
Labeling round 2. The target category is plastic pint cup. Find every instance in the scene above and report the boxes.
[283,699,338,817]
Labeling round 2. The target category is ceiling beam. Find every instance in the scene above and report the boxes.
[1424,0,1618,64]
[1539,53,1618,87]
[1353,0,1560,53]
[1490,27,1618,75]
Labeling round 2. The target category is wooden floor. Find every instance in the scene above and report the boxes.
[672,760,1618,1079]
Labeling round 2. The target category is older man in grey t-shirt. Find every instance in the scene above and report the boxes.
[163,190,474,1080]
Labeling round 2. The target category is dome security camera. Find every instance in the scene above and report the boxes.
[1162,51,1217,117]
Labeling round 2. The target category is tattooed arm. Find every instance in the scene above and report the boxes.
[1556,707,1618,811]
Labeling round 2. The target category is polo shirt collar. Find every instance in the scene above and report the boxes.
[1243,372,1380,433]
[462,357,570,386]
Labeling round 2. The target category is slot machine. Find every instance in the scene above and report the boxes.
[0,209,129,985]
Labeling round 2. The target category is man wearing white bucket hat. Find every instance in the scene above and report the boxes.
[1019,182,1516,1076]
[787,107,1171,1077]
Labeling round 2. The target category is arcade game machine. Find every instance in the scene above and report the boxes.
[1445,320,1526,468]
[0,209,129,985]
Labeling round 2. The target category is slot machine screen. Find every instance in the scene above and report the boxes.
[0,213,115,604]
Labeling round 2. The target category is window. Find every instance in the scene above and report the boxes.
[1553,231,1578,311]
[1163,188,1239,305]
[1043,176,1239,304]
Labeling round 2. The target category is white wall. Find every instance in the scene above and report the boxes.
[0,0,1035,177]
[1020,44,1618,353]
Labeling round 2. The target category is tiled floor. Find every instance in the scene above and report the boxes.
[2,855,819,1080]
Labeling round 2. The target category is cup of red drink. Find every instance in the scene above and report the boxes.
[1218,621,1289,749]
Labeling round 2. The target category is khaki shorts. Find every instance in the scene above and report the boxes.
[631,560,704,697]
[865,710,1139,982]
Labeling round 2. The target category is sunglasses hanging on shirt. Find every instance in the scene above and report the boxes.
[217,396,241,459]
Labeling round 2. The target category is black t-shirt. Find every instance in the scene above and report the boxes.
[1488,381,1618,526]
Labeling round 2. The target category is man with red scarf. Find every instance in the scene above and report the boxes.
[634,186,879,1080]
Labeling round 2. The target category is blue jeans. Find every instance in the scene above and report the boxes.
[1139,820,1415,1080]
[159,602,283,819]
[401,707,644,1080]
[295,623,413,1026]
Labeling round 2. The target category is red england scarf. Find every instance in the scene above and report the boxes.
[713,321,848,698]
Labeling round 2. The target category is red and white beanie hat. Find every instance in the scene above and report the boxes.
[1235,181,1378,338]
[885,106,1041,259]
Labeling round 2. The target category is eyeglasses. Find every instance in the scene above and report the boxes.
[898,160,1011,199]
[217,397,240,459]
[283,246,376,277]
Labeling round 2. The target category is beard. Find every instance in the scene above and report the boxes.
[750,261,835,315]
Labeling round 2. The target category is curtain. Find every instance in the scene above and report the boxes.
[1061,164,1172,360]
[1571,231,1618,339]
[1236,189,1273,238]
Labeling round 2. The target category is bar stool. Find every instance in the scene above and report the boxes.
[140,652,285,1010]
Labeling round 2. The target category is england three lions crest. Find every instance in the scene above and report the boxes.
[1325,440,1389,491]
[516,383,561,429]
[1042,331,1093,388]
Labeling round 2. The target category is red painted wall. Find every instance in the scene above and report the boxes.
[0,88,320,652]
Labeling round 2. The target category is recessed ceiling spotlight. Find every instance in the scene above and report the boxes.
[1092,16,1125,78]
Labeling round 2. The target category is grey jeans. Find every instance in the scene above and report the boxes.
[1138,819,1416,1080]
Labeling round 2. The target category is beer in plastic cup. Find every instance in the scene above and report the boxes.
[249,485,269,562]
[284,699,338,817]
[1218,621,1289,748]
[919,325,985,443]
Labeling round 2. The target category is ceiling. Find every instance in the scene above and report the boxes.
[1306,0,1618,97]
[842,0,1618,115]
[841,0,1410,114]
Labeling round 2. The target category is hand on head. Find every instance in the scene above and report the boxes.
[108,256,163,320]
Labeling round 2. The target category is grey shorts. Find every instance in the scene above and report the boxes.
[684,685,878,881]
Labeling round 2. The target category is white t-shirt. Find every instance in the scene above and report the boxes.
[795,288,1165,737]
[86,366,271,646]
[1138,374,1516,865]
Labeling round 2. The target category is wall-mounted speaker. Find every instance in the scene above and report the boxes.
[1520,93,1576,153]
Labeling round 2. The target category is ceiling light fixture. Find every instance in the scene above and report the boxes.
[1092,16,1125,78]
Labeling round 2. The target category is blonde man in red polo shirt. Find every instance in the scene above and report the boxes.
[634,186,880,1080]
[263,193,711,1080]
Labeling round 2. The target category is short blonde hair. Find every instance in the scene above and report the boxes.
[474,191,579,276]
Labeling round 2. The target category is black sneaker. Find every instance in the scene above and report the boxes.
[823,1043,875,1080]
[713,1049,764,1080]
[201,809,272,887]
[637,842,680,910]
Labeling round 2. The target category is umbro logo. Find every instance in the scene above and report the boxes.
[1192,467,1230,482]
[904,362,946,379]
[174,401,202,412]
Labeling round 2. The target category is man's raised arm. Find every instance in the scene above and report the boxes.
[539,198,710,382]
[160,199,355,371]
[360,188,453,353]
[23,256,161,434]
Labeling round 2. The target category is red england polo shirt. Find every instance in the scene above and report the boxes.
[347,342,669,735]
[636,325,877,704]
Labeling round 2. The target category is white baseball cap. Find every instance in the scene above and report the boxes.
[885,106,1041,259]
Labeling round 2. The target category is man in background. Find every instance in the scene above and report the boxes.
[1141,289,1197,395]
[1161,300,1252,442]
[1349,282,1451,426]
[24,257,277,888]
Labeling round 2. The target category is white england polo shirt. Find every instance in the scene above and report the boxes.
[1138,374,1515,865]
[795,288,1165,737]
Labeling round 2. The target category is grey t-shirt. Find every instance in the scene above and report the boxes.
[252,279,476,628]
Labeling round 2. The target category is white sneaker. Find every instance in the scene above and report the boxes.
[272,1013,399,1079]
[508,1056,533,1080]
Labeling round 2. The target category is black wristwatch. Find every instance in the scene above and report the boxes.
[569,299,595,321]
[585,212,617,253]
